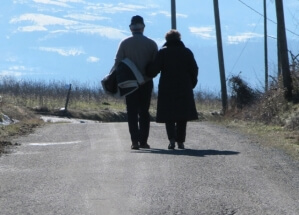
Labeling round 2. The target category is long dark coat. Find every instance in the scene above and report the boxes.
[147,40,199,123]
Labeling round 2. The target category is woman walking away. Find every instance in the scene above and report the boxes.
[147,29,198,149]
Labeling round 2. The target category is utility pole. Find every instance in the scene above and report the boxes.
[275,0,292,100]
[64,84,72,113]
[213,0,228,113]
[264,0,268,91]
[171,0,176,29]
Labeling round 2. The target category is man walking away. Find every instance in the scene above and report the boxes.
[111,15,158,150]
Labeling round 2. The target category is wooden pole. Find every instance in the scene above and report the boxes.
[64,84,72,112]
[213,0,228,113]
[264,0,268,91]
[171,0,176,29]
[275,0,292,100]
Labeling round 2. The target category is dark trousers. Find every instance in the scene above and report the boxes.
[165,121,187,143]
[125,80,153,143]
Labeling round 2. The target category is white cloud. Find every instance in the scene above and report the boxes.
[85,3,147,13]
[33,0,69,7]
[33,0,85,7]
[13,0,28,4]
[9,2,153,40]
[227,32,263,44]
[77,26,127,40]
[18,25,48,32]
[177,13,188,18]
[8,65,28,71]
[189,26,215,39]
[117,3,147,11]
[0,71,23,77]
[151,11,171,17]
[87,56,99,63]
[10,13,126,39]
[150,10,187,18]
[0,65,35,77]
[10,13,78,28]
[64,14,109,21]
[39,47,85,56]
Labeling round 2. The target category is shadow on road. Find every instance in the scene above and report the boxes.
[133,148,240,157]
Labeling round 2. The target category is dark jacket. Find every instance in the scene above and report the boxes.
[147,40,198,123]
[101,58,145,97]
[116,58,145,97]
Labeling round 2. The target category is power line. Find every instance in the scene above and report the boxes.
[238,0,299,37]
[238,0,276,24]
[229,12,262,73]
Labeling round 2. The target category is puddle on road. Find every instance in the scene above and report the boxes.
[1,141,82,157]
[28,141,82,146]
[41,116,99,124]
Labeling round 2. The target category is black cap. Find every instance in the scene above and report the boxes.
[130,15,145,26]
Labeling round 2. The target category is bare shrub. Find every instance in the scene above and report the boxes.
[228,71,299,128]
[228,74,260,110]
[252,88,288,124]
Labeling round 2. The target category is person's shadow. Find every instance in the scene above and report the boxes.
[133,148,240,157]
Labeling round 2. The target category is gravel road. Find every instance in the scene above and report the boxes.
[0,120,298,215]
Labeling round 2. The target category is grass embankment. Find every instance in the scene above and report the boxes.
[224,119,299,160]
[0,103,43,154]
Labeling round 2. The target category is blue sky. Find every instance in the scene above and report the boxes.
[1,0,299,93]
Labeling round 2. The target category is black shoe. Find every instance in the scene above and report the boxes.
[139,143,150,149]
[177,142,185,149]
[131,141,139,150]
[168,142,175,150]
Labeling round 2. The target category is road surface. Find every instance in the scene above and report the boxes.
[1,120,299,215]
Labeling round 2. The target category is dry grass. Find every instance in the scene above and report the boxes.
[223,119,299,160]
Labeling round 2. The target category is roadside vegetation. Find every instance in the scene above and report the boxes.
[225,70,299,159]
[0,71,299,159]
